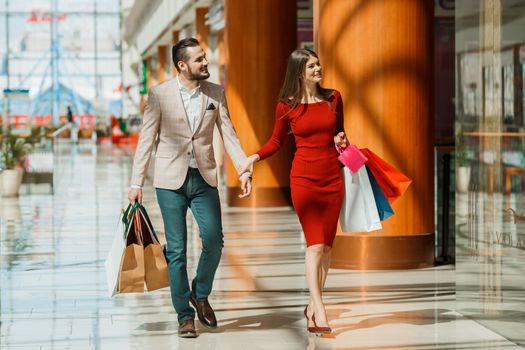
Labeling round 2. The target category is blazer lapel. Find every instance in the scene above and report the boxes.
[192,83,209,135]
[170,79,192,134]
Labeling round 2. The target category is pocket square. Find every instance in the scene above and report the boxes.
[206,103,216,110]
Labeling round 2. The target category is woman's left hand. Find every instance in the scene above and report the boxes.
[334,132,348,149]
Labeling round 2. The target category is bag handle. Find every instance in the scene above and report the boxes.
[122,202,140,224]
[132,211,144,246]
[137,204,161,242]
[137,209,160,245]
[122,202,141,237]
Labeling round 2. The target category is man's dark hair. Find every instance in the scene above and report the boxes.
[172,38,200,73]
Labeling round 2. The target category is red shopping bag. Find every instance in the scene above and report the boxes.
[359,148,412,204]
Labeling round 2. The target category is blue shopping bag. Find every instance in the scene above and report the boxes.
[365,165,394,221]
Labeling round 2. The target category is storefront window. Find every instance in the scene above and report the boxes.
[456,0,525,345]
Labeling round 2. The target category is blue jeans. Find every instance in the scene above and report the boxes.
[156,168,223,324]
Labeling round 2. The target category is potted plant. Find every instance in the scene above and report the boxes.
[455,121,471,193]
[0,135,32,196]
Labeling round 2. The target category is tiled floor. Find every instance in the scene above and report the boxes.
[1,142,523,349]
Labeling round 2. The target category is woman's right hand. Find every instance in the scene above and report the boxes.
[241,154,260,175]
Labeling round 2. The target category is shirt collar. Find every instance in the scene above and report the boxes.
[177,75,200,96]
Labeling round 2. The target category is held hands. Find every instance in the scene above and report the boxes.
[334,132,348,149]
[241,154,260,175]
[128,188,143,204]
[238,154,260,199]
[238,172,252,198]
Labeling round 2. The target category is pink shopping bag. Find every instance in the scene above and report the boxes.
[336,144,368,173]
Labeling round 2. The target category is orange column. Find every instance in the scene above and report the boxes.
[172,31,179,77]
[223,0,297,207]
[196,8,209,52]
[157,45,167,83]
[316,0,435,269]
[217,30,226,86]
[146,56,154,89]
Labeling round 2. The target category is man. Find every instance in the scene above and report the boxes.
[128,38,252,338]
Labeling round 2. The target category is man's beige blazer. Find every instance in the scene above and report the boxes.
[130,79,247,190]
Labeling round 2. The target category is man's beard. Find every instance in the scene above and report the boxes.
[188,67,210,81]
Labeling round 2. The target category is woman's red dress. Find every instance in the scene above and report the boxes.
[256,90,345,247]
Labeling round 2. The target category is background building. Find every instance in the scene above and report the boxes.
[0,0,122,129]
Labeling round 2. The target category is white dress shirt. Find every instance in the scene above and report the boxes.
[177,76,201,168]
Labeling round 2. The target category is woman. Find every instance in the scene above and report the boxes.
[242,49,347,333]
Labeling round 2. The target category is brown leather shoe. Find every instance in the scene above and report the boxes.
[190,292,217,328]
[178,319,197,338]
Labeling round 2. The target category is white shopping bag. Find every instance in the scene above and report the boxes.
[104,211,129,297]
[339,166,382,232]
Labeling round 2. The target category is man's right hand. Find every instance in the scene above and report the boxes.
[241,154,260,175]
[128,188,143,204]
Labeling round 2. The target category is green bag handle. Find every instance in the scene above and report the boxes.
[122,202,141,238]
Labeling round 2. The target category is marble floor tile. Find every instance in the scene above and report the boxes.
[0,142,523,350]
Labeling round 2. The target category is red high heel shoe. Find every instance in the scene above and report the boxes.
[309,313,331,334]
[304,306,310,330]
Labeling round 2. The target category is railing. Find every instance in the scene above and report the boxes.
[51,123,72,138]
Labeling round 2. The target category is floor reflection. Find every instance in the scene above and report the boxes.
[457,187,525,347]
[1,142,523,349]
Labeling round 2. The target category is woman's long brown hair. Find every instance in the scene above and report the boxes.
[278,49,333,110]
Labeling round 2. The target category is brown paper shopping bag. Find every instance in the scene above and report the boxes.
[118,213,145,293]
[138,207,169,291]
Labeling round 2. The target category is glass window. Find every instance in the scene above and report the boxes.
[96,59,120,75]
[0,76,6,93]
[60,14,97,52]
[58,0,93,13]
[8,14,51,54]
[96,15,120,52]
[8,0,50,12]
[100,76,121,100]
[0,15,6,54]
[62,76,95,102]
[1,1,120,120]
[96,0,119,13]
[455,1,525,347]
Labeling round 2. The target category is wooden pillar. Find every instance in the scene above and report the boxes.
[140,95,145,114]
[196,8,209,52]
[157,45,167,83]
[316,0,435,269]
[146,56,154,89]
[224,0,297,207]
[217,30,226,87]
[172,31,179,77]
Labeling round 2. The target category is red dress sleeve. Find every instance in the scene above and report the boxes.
[333,90,345,135]
[256,102,290,160]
